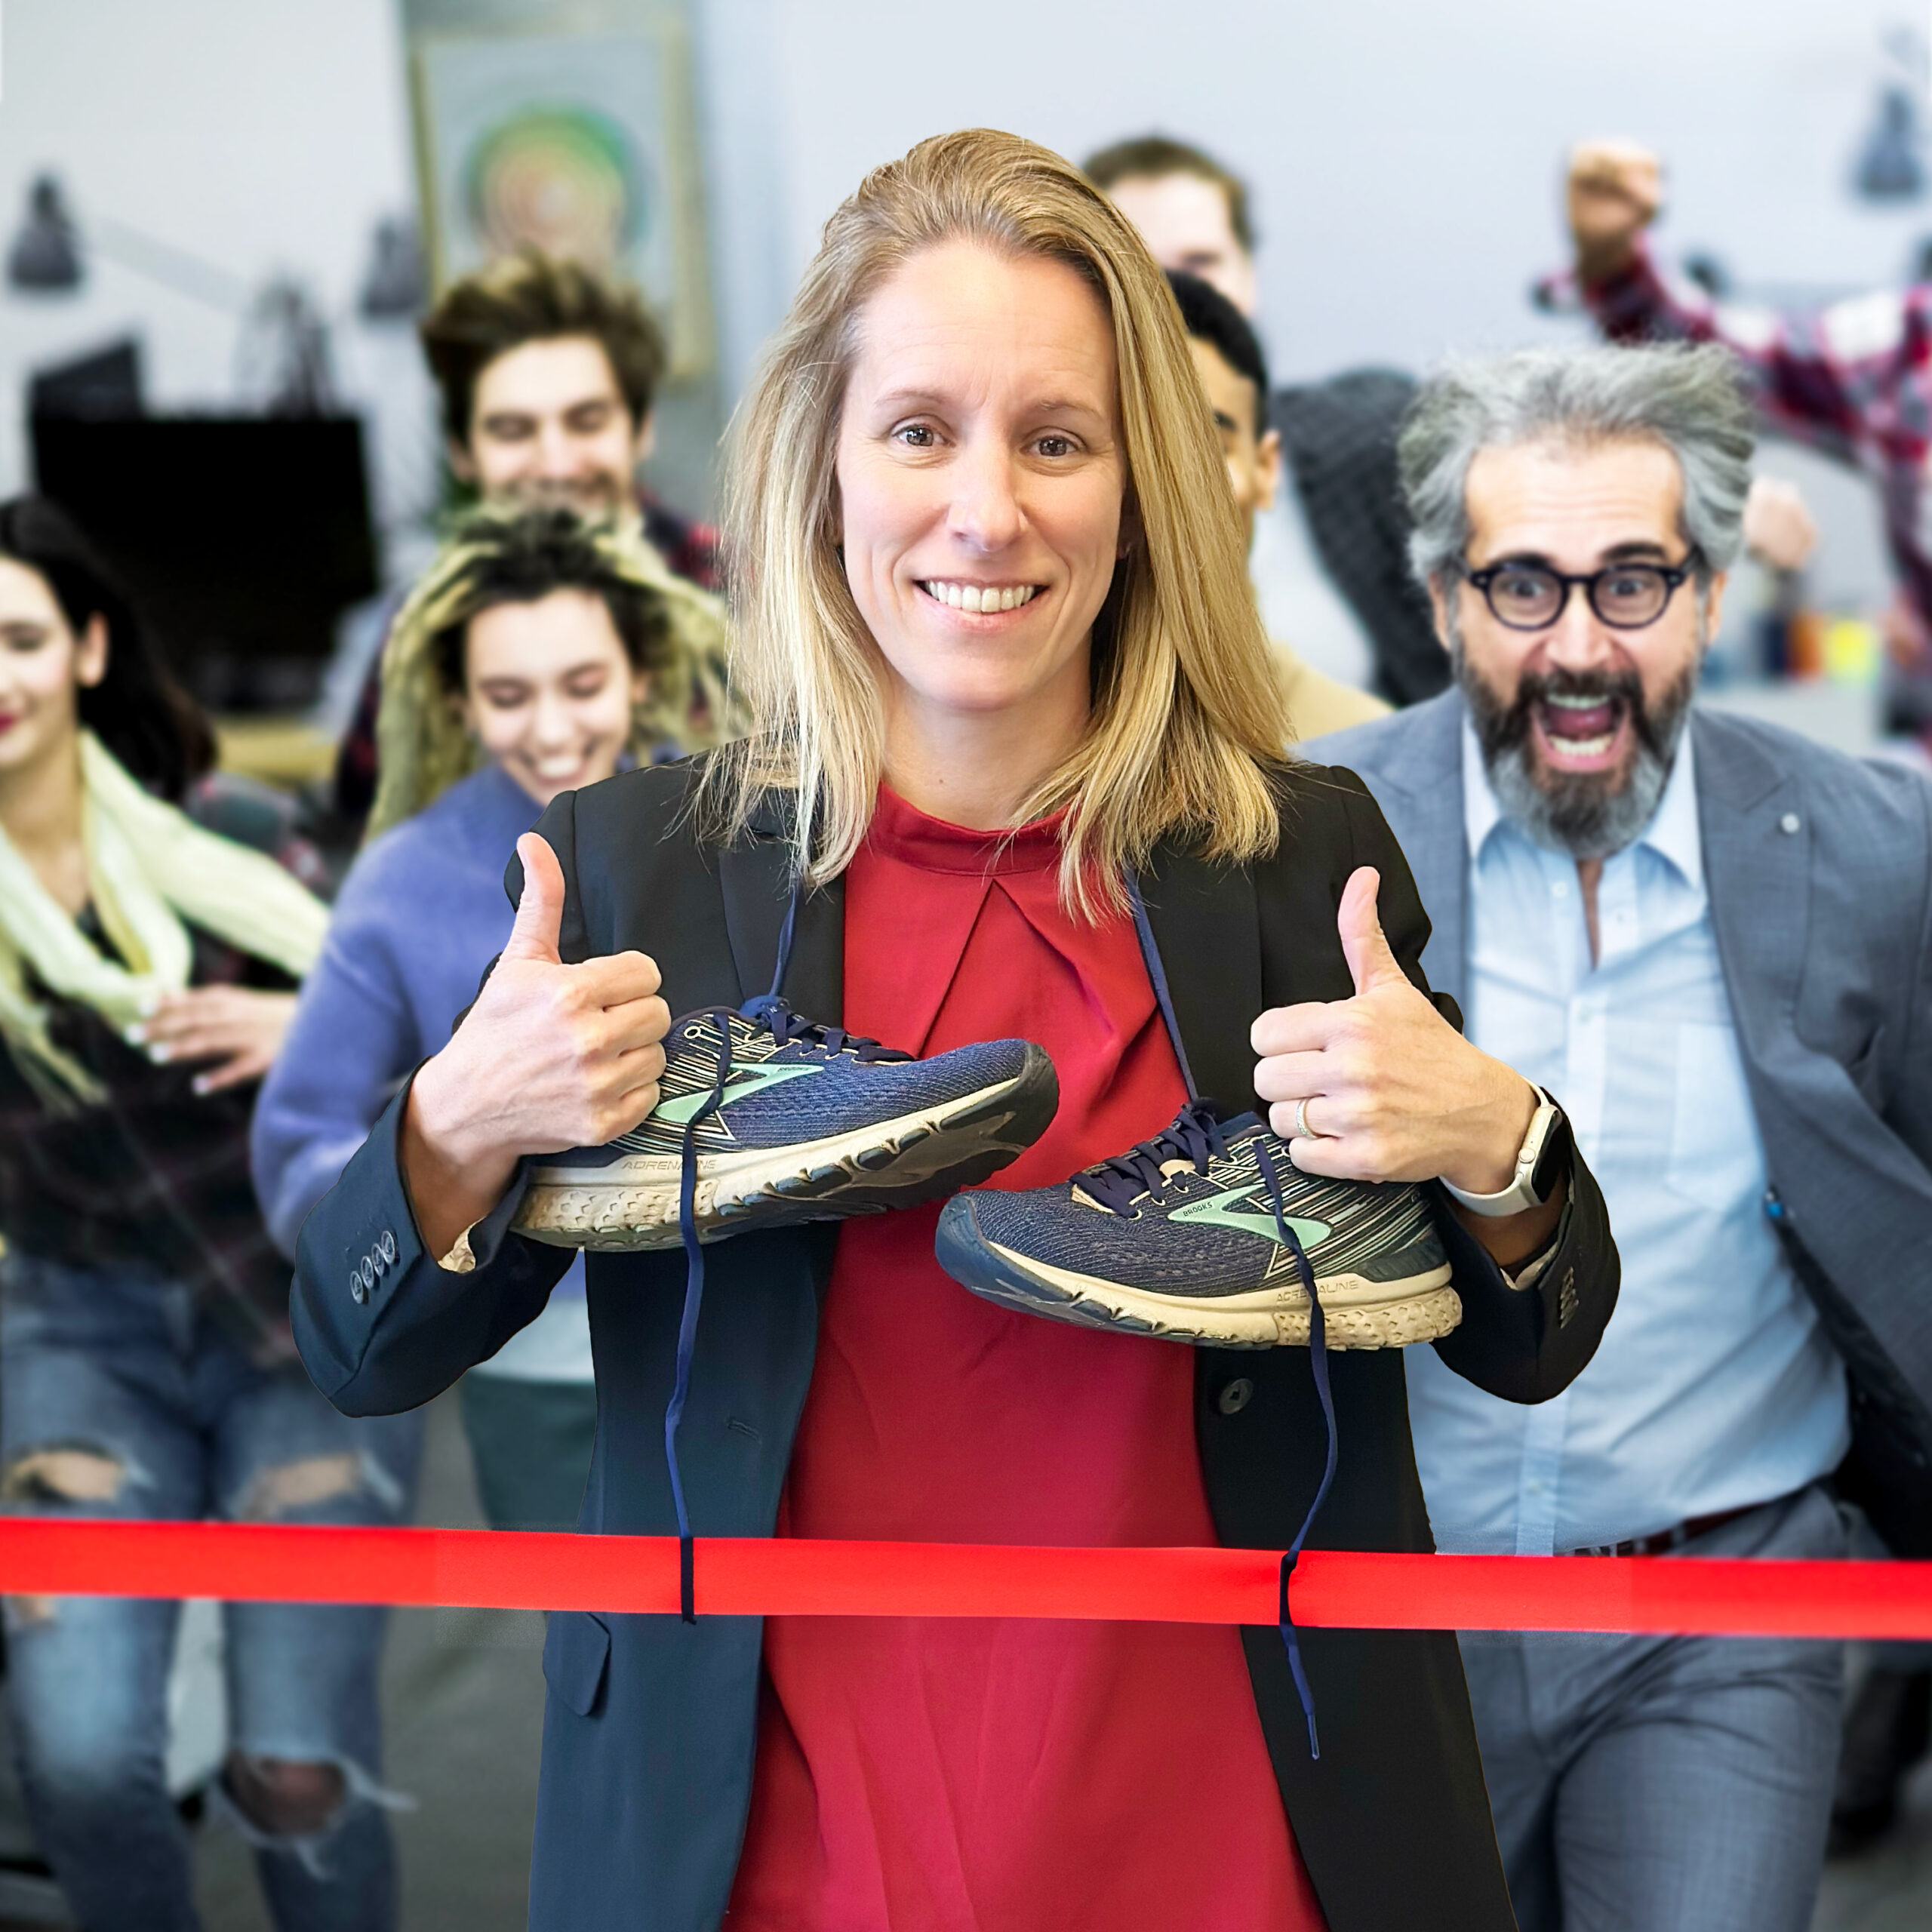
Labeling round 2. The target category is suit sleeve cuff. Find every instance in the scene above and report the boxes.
[389,1064,535,1278]
[431,1169,531,1275]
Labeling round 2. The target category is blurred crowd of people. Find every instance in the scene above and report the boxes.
[0,118,1927,1932]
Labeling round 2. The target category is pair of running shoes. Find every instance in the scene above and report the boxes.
[511,994,1459,1352]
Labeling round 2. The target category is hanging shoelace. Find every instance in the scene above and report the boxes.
[663,881,912,1620]
[1255,1136,1337,1760]
[1124,875,1338,1759]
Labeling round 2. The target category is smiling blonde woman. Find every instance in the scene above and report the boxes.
[707,132,1285,914]
[294,131,1619,1932]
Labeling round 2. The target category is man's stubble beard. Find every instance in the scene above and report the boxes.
[1451,608,1700,862]
[500,473,635,516]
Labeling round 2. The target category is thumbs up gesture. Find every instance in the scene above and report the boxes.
[1251,867,1536,1195]
[401,833,671,1254]
[499,829,574,967]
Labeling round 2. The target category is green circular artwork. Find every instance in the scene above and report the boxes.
[465,106,647,271]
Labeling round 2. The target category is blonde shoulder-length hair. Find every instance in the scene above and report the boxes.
[703,127,1290,915]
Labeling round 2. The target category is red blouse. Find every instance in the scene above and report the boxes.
[727,788,1326,1930]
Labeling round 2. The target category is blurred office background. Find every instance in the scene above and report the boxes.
[3,0,1924,754]
[0,2,1927,1925]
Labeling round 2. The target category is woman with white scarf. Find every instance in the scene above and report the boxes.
[0,497,418,1932]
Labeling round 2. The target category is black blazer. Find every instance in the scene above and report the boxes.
[292,757,1619,1932]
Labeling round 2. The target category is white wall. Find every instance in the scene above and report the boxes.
[700,0,1932,386]
[0,0,433,552]
[694,0,1930,611]
[1,0,1922,599]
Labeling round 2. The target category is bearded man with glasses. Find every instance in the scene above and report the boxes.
[1305,341,1932,1932]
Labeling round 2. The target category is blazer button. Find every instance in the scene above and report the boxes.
[361,1257,376,1292]
[1217,1377,1255,1416]
[349,1272,367,1305]
[379,1229,398,1266]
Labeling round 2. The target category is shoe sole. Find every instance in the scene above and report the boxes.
[513,1048,1060,1252]
[935,1211,1460,1350]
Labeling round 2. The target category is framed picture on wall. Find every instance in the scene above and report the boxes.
[411,23,715,377]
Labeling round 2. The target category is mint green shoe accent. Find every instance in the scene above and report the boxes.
[654,1060,821,1126]
[1169,1185,1331,1250]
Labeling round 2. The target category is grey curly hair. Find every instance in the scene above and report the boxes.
[1398,342,1757,594]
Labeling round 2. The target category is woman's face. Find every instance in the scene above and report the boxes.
[0,558,107,786]
[835,241,1127,737]
[459,588,646,809]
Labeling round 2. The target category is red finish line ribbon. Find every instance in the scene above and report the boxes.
[0,1521,1929,1638]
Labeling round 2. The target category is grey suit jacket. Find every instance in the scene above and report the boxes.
[1308,690,1932,1546]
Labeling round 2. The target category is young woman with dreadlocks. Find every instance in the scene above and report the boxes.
[254,506,731,1531]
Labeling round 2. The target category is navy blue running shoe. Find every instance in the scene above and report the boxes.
[515,1001,1059,1251]
[934,1100,1456,1349]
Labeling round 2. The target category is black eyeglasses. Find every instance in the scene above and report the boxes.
[1459,551,1703,631]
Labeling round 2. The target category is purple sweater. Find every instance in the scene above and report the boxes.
[251,762,589,1375]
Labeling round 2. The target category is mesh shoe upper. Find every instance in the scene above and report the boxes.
[960,1110,1439,1296]
[541,1007,1040,1168]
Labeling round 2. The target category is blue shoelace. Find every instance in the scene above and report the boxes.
[1124,876,1337,1759]
[1074,1097,1230,1214]
[663,883,910,1620]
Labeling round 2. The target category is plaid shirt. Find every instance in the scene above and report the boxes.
[638,496,721,595]
[0,777,323,1366]
[1552,245,1932,624]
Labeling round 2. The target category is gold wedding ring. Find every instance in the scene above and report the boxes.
[1294,1097,1324,1141]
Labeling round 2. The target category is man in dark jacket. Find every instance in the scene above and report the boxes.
[1085,134,1451,706]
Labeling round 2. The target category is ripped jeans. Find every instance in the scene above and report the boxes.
[0,1251,423,1932]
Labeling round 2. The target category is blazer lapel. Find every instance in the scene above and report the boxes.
[1137,845,1265,1114]
[1691,712,1810,1066]
[717,794,844,1024]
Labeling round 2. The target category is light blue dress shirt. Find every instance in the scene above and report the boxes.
[1403,724,1849,1554]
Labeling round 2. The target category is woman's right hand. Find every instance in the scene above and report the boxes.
[400,832,670,1258]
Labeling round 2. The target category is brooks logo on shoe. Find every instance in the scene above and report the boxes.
[651,1057,822,1128]
[937,1098,1456,1353]
[514,992,1058,1252]
[1168,1187,1331,1250]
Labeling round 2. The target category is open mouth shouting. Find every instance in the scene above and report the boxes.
[918,580,1042,615]
[1531,684,1632,774]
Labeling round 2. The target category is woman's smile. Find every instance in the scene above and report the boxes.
[914,578,1042,616]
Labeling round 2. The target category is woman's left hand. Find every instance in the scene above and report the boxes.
[133,986,300,1094]
[1251,867,1535,1194]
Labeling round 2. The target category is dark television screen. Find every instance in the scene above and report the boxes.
[30,415,379,706]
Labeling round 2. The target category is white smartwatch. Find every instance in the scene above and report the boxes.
[1440,1086,1570,1218]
